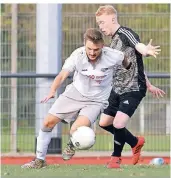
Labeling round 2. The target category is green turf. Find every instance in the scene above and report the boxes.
[1,131,170,152]
[1,165,170,178]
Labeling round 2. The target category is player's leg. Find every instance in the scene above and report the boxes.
[21,94,82,168]
[110,91,146,168]
[106,111,129,168]
[62,103,103,160]
[100,111,138,168]
[21,113,61,168]
[70,116,91,134]
[110,112,144,167]
[99,89,118,134]
[99,111,140,143]
[120,91,146,165]
[62,115,91,160]
[99,113,114,134]
[99,90,139,162]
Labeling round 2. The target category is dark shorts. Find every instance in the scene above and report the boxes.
[104,89,146,118]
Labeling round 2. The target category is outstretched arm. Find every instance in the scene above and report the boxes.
[118,29,161,58]
[135,39,161,58]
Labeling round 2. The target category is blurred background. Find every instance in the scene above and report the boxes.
[1,4,170,154]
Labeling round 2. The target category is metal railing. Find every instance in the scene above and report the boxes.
[1,72,170,78]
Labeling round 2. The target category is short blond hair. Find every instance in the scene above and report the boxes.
[95,5,117,16]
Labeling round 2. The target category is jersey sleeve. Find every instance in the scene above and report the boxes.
[112,50,124,66]
[104,47,124,66]
[118,28,140,48]
[62,56,76,73]
[62,48,82,73]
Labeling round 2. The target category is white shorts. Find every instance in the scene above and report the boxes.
[48,85,104,124]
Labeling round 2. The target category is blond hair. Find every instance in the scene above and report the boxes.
[95,5,117,16]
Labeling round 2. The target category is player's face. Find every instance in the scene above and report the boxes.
[85,40,103,61]
[96,14,114,36]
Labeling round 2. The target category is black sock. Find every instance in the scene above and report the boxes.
[112,128,126,157]
[99,125,114,135]
[100,125,138,148]
[125,128,138,148]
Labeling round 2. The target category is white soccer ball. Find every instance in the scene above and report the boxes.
[71,126,96,150]
[149,158,164,165]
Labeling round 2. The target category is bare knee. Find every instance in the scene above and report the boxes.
[99,120,109,127]
[113,120,125,129]
[43,114,61,129]
[70,116,91,135]
[113,111,129,129]
[99,114,114,127]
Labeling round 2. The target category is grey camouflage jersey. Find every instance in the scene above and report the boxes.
[110,26,146,95]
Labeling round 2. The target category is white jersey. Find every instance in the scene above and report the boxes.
[62,46,124,105]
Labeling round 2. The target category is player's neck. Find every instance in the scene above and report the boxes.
[112,24,121,36]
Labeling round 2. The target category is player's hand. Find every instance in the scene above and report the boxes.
[146,39,161,58]
[147,84,166,99]
[41,91,55,103]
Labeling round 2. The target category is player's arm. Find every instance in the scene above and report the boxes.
[109,48,131,69]
[122,58,132,69]
[41,50,78,103]
[122,55,132,69]
[144,72,166,98]
[119,28,161,58]
[144,72,151,89]
[50,70,70,94]
[41,70,70,103]
[135,39,161,58]
[133,35,164,97]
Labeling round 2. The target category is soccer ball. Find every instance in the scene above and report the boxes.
[149,158,164,165]
[71,126,96,150]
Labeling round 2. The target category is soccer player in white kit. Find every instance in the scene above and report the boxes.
[21,28,130,168]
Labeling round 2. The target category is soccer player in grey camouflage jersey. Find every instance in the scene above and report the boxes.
[96,5,165,168]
